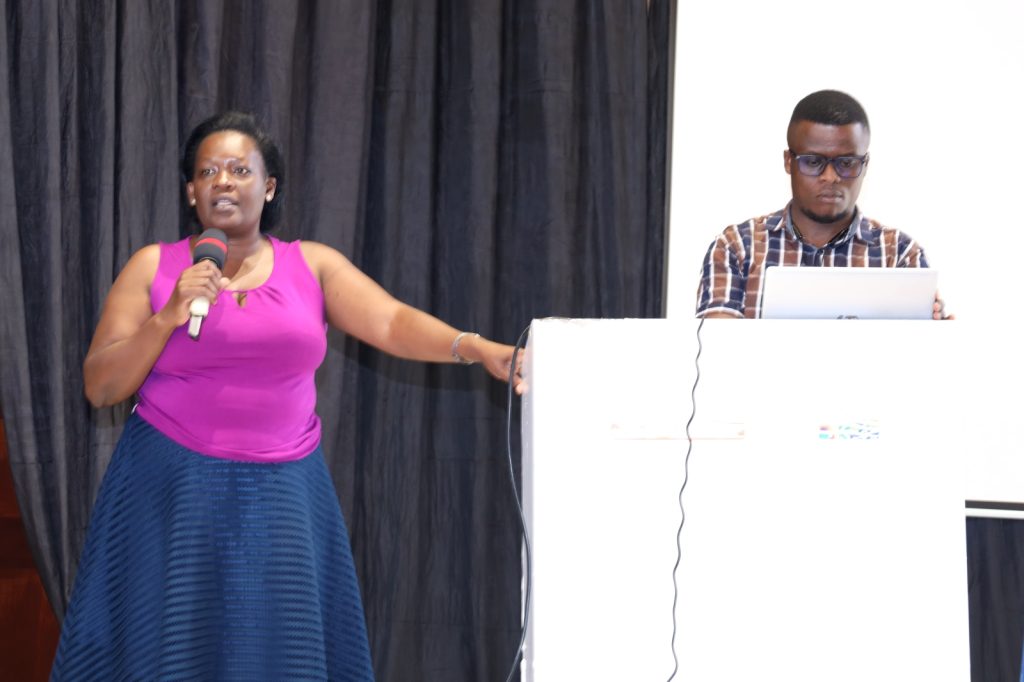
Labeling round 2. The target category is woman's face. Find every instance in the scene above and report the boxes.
[186,130,276,234]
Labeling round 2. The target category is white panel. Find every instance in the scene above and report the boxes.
[521,318,970,682]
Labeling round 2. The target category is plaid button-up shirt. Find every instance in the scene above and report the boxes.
[695,204,930,318]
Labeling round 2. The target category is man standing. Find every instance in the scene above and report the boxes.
[695,89,946,319]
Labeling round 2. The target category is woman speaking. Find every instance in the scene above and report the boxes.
[50,111,521,681]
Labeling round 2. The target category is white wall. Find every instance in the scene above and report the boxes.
[666,0,1024,321]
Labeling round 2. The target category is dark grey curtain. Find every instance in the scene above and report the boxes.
[967,518,1024,682]
[0,1,670,680]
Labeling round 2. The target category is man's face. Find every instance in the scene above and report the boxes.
[785,121,870,227]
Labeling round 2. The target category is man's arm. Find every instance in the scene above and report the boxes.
[695,229,747,318]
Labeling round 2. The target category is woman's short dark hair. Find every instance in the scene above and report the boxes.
[181,111,285,233]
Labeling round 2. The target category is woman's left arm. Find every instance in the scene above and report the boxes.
[301,241,522,387]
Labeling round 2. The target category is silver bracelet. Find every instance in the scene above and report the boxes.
[450,331,480,365]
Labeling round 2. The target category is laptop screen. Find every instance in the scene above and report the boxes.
[760,266,938,320]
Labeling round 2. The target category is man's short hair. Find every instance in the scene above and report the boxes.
[789,90,870,133]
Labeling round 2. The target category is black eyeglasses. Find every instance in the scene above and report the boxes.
[788,151,869,179]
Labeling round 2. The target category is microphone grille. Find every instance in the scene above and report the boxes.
[193,229,228,268]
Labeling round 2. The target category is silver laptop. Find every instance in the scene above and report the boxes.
[760,266,938,319]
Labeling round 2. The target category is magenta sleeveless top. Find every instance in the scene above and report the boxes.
[136,236,327,462]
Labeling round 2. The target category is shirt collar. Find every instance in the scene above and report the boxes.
[775,202,879,247]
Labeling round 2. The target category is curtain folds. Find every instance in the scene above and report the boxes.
[966,518,1024,682]
[0,2,669,680]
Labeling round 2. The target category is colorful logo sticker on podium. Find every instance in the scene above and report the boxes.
[818,420,881,440]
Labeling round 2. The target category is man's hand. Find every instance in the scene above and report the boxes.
[933,291,954,320]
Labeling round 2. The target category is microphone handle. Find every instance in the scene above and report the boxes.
[188,296,211,341]
[189,296,211,318]
[186,243,224,341]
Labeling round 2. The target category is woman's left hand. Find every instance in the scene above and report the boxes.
[468,336,526,394]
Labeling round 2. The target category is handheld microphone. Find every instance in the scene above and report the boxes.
[187,228,228,340]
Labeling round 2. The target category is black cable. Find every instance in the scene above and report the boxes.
[504,324,533,682]
[666,316,705,682]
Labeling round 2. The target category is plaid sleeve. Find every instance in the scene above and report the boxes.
[695,228,747,318]
[896,237,929,268]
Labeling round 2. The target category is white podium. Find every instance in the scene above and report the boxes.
[521,318,971,682]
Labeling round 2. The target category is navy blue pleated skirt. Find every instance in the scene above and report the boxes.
[51,414,374,681]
